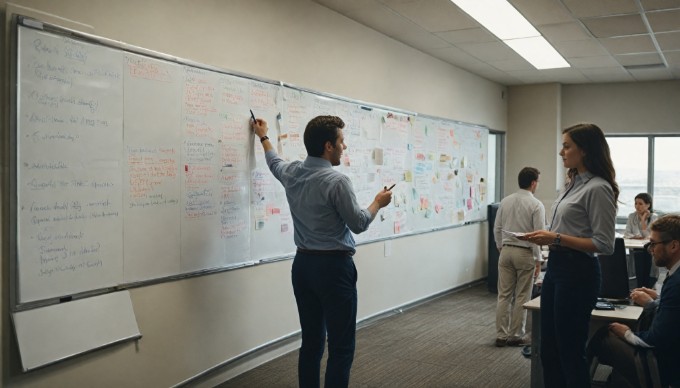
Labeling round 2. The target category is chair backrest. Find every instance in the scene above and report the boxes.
[634,249,654,288]
[599,238,630,300]
[634,348,663,388]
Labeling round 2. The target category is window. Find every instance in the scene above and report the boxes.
[653,137,680,215]
[607,135,680,223]
[608,137,648,219]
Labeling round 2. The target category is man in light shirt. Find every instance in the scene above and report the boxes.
[588,214,680,387]
[493,167,545,347]
[252,115,392,388]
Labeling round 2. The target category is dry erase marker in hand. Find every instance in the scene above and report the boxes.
[385,184,396,191]
[249,109,256,123]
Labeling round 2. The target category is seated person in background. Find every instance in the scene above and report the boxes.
[588,214,680,388]
[624,192,658,239]
[626,193,660,287]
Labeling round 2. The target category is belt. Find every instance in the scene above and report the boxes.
[296,248,353,256]
[548,245,594,258]
[548,245,580,253]
[503,244,531,250]
[548,245,569,252]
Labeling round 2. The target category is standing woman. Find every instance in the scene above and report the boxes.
[520,123,618,388]
[625,192,658,239]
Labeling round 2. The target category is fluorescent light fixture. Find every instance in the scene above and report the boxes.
[451,0,570,69]
[505,37,570,69]
[451,0,539,39]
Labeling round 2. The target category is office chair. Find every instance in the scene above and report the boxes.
[599,238,630,301]
[634,249,657,289]
[634,348,663,388]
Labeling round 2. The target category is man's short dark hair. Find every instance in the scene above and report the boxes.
[650,214,680,242]
[304,116,344,157]
[518,167,540,189]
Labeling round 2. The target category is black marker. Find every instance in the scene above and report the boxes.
[385,184,396,191]
[250,109,256,123]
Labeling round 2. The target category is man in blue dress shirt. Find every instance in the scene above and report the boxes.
[252,115,392,388]
[589,214,680,387]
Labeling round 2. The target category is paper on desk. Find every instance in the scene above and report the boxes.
[502,229,526,237]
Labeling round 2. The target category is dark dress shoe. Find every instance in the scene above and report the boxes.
[521,345,531,358]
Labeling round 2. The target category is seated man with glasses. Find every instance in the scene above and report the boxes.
[587,214,680,387]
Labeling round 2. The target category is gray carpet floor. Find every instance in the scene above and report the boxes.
[218,282,535,388]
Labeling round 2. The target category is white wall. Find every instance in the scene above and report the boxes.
[562,81,680,135]
[0,1,504,386]
[506,83,562,206]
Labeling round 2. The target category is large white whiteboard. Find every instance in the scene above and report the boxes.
[14,21,488,306]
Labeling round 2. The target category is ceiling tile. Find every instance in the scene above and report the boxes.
[313,0,424,40]
[314,0,680,84]
[646,9,680,33]
[580,67,635,82]
[541,67,590,83]
[554,39,609,57]
[380,0,428,5]
[599,35,657,55]
[384,0,477,32]
[665,50,680,65]
[615,52,664,66]
[505,69,551,84]
[539,22,592,42]
[628,67,674,80]
[581,14,648,38]
[567,55,621,68]
[487,57,534,71]
[509,0,574,25]
[671,67,680,77]
[468,64,525,85]
[421,45,482,64]
[456,41,518,61]
[562,0,639,18]
[656,31,680,50]
[435,28,497,45]
[395,31,451,50]
[640,0,680,11]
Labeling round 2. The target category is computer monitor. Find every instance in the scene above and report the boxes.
[599,238,631,301]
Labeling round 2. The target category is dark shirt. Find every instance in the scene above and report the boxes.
[635,266,680,386]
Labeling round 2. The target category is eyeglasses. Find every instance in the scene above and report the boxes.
[644,240,673,252]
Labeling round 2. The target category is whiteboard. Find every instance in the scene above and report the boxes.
[13,20,488,306]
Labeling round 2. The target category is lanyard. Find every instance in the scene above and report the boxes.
[549,181,574,231]
[549,174,594,231]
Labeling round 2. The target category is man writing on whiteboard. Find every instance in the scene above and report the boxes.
[252,115,392,388]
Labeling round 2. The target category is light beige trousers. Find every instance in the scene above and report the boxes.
[496,245,536,339]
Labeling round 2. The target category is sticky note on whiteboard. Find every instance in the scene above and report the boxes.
[373,148,384,165]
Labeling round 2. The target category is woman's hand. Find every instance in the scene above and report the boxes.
[518,230,556,246]
[639,209,650,223]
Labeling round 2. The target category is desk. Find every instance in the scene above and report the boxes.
[523,297,643,388]
[624,238,648,250]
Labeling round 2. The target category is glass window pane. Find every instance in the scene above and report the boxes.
[653,137,680,215]
[487,134,497,203]
[607,137,648,219]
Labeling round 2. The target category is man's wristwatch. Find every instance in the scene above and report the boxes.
[553,233,561,246]
[260,135,269,143]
